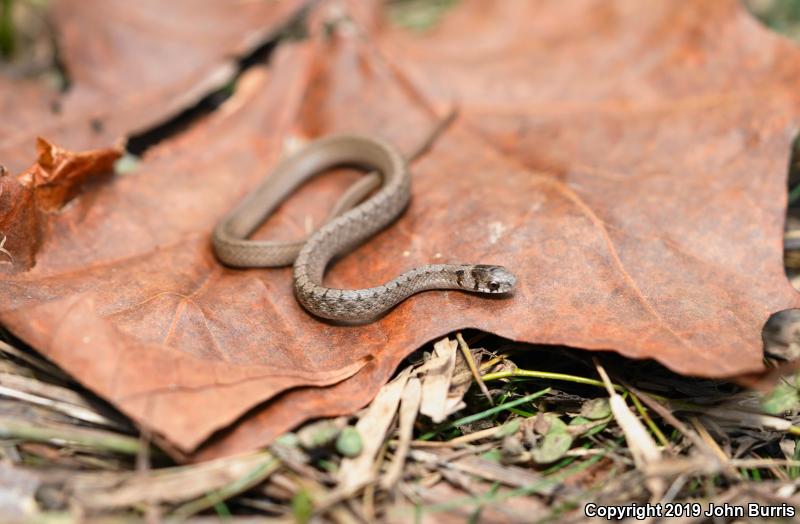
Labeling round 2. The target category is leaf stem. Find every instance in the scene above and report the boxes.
[481,368,625,392]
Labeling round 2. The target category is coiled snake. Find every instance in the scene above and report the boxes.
[212,114,516,322]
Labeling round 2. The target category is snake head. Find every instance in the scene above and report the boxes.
[461,264,516,294]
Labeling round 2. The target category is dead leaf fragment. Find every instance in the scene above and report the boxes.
[19,138,121,212]
[0,140,121,272]
[530,415,573,465]
[337,367,411,493]
[419,338,458,423]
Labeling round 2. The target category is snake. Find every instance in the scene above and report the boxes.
[212,115,516,322]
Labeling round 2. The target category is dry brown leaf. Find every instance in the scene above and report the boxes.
[0,139,121,272]
[194,0,800,459]
[1,0,799,460]
[0,0,308,173]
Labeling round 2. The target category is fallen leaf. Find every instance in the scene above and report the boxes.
[1,0,799,462]
[193,0,800,460]
[580,398,612,421]
[530,415,573,465]
[0,139,121,272]
[0,0,309,173]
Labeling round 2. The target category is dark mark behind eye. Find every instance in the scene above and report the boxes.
[469,268,484,290]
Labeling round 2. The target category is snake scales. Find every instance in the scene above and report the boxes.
[212,115,516,322]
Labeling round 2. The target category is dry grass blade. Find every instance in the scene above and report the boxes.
[595,360,664,498]
[628,386,722,461]
[71,451,278,511]
[0,417,140,455]
[455,332,492,405]
[0,376,118,428]
[170,456,281,520]
[411,448,548,491]
[381,376,421,490]
[689,417,730,465]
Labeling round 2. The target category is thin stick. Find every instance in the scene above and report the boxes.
[455,332,492,405]
[629,389,671,450]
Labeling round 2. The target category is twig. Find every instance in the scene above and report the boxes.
[455,332,492,405]
[629,389,671,450]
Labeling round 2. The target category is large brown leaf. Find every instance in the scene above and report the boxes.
[0,49,376,450]
[0,0,308,173]
[194,0,800,460]
[2,0,799,458]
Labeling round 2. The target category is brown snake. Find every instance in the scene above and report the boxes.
[212,114,516,322]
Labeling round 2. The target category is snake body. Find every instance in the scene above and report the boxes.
[213,133,516,322]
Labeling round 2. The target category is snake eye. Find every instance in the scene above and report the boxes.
[488,281,500,292]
